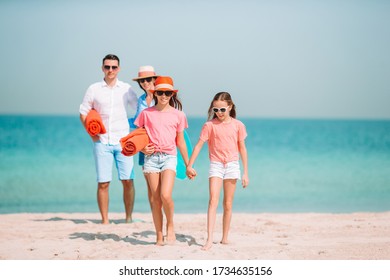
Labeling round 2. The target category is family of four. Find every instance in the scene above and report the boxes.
[79,54,249,250]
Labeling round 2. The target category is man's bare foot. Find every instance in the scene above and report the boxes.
[125,218,133,223]
[220,240,229,245]
[156,239,164,246]
[101,220,109,225]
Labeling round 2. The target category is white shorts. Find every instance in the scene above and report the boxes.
[209,161,241,180]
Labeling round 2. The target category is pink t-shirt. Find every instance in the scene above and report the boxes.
[134,106,188,155]
[200,118,247,163]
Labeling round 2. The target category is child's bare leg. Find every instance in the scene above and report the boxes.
[202,204,216,250]
[145,173,164,245]
[160,170,176,243]
[221,179,237,245]
[202,177,223,250]
[155,214,164,246]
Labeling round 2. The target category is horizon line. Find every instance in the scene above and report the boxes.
[0,113,390,122]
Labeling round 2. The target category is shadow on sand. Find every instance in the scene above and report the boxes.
[34,216,145,224]
[35,216,202,246]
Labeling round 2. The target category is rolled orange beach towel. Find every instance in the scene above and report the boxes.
[120,127,150,156]
[85,109,106,137]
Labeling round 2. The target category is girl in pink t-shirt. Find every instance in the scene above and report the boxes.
[134,76,189,246]
[186,92,249,250]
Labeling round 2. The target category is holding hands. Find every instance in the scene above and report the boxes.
[186,166,197,180]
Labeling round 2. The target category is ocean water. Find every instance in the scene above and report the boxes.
[0,115,389,214]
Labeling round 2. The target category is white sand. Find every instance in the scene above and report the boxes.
[0,212,389,260]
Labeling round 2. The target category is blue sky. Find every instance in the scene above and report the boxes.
[0,0,389,119]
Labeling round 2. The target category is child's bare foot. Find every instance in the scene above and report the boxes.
[201,241,213,251]
[166,225,176,244]
[165,233,176,245]
[156,233,164,246]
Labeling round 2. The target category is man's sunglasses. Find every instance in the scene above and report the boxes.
[103,65,118,70]
[155,91,174,97]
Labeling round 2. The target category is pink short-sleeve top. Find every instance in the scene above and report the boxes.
[134,107,188,155]
[200,118,247,164]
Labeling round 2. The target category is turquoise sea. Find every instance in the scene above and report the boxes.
[0,115,389,214]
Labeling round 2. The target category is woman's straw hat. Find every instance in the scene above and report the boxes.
[132,66,158,81]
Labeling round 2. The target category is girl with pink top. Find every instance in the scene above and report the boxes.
[134,76,189,245]
[186,92,249,250]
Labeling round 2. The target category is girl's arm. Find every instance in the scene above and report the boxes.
[186,140,204,179]
[238,140,249,187]
[187,140,204,168]
[176,131,189,166]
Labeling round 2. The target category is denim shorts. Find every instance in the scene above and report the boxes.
[209,161,241,180]
[143,153,177,173]
[93,141,135,182]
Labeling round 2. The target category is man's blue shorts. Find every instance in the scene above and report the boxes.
[93,141,134,183]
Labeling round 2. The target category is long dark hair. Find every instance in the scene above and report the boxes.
[207,91,236,120]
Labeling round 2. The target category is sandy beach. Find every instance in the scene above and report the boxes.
[0,212,389,260]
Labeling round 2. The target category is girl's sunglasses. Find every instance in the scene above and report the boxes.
[155,91,174,97]
[212,107,229,113]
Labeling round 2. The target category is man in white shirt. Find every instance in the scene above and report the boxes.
[80,54,138,224]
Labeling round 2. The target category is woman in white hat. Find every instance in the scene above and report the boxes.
[131,66,159,129]
[130,66,159,164]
